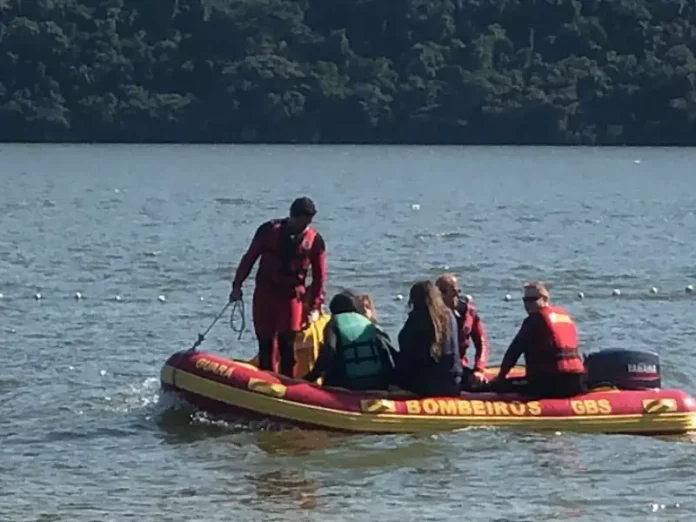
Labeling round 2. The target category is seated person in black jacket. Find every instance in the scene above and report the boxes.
[396,281,463,397]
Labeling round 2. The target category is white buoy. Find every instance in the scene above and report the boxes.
[114,295,122,302]
[633,159,641,164]
[69,365,75,370]
[650,287,658,294]
[100,369,106,376]
[612,289,621,296]
[443,265,450,270]
[504,294,512,302]
[686,285,694,293]
[200,296,205,301]
[411,203,420,210]
[34,292,42,300]
[578,291,584,299]
[158,295,166,302]
[74,292,82,300]
[464,294,473,302]
[394,294,404,301]
[0,293,3,299]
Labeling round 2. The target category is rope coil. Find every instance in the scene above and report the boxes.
[229,299,246,340]
[187,298,246,352]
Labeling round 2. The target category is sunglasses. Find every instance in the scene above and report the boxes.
[522,296,541,302]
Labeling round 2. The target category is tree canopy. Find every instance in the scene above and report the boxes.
[1,0,695,144]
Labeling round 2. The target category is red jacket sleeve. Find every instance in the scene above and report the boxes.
[232,222,270,290]
[498,318,530,379]
[306,232,327,310]
[469,307,491,372]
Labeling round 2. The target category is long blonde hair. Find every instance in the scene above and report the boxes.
[357,293,377,322]
[408,281,452,359]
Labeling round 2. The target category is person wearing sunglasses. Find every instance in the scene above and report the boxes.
[435,273,491,389]
[491,281,586,398]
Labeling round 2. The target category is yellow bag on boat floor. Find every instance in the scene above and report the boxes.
[293,312,331,377]
[249,312,332,378]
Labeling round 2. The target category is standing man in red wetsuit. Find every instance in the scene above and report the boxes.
[492,281,586,398]
[229,197,327,377]
[435,273,491,388]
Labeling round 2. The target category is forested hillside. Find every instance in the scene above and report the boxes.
[1,0,695,144]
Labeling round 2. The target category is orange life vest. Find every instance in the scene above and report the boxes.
[528,305,585,376]
[255,219,317,292]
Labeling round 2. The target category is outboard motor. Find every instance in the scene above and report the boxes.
[585,348,661,390]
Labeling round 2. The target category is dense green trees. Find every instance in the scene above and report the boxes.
[1,0,695,144]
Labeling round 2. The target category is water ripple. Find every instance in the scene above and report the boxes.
[1,144,696,521]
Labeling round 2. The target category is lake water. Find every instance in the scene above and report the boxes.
[1,143,696,521]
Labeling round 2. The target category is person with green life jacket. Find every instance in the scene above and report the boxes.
[302,290,397,390]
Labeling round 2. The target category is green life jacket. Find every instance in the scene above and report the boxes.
[333,312,385,381]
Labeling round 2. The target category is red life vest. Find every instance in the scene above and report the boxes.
[527,305,585,376]
[255,219,317,292]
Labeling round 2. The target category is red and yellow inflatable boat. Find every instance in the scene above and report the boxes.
[160,350,696,435]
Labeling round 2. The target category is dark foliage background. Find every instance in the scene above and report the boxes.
[1,0,695,144]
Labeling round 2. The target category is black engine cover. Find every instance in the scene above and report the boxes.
[585,348,661,390]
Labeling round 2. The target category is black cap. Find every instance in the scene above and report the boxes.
[289,197,317,218]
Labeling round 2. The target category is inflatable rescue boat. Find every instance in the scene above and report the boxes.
[160,348,696,435]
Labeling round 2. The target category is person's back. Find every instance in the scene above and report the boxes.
[522,305,585,396]
[303,290,396,391]
[323,311,394,390]
[397,281,463,397]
